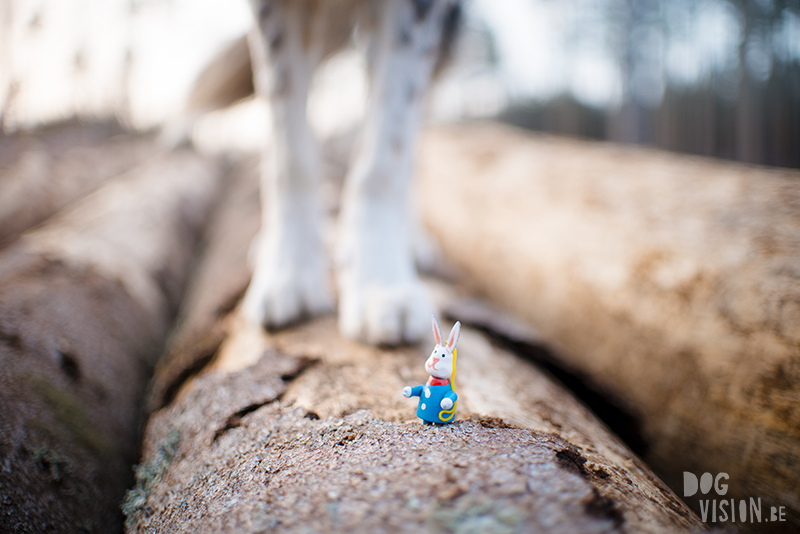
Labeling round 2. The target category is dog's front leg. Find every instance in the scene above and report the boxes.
[337,0,456,345]
[242,0,333,328]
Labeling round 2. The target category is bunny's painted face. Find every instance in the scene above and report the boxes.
[427,316,460,380]
[425,345,454,379]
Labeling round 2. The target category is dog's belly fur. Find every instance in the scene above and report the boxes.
[241,0,459,345]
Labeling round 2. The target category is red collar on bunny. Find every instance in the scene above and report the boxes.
[427,376,450,386]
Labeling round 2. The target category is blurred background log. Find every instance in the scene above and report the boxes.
[418,122,800,531]
[127,158,704,534]
[0,141,223,533]
[0,120,158,249]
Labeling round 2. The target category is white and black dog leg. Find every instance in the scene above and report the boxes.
[242,0,334,329]
[337,0,457,345]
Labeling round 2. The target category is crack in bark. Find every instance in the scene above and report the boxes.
[584,486,624,527]
[468,415,518,429]
[444,304,649,456]
[160,347,219,409]
[554,446,625,527]
[212,400,276,443]
[0,328,23,350]
[211,356,319,442]
[556,446,590,478]
[279,356,320,382]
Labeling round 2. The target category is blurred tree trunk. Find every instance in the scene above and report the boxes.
[418,122,800,532]
[0,120,157,249]
[0,136,224,534]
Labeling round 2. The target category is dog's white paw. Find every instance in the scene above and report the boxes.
[242,231,333,329]
[338,278,434,345]
[337,218,435,345]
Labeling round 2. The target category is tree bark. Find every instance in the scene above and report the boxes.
[127,158,703,534]
[417,123,800,531]
[0,145,223,533]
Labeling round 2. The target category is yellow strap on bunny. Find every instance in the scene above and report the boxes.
[437,348,457,422]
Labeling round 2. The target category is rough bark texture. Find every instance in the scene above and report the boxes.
[126,159,703,534]
[0,120,158,249]
[417,123,800,531]
[0,145,223,533]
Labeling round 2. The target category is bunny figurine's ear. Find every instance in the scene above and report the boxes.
[446,321,461,351]
[432,315,442,346]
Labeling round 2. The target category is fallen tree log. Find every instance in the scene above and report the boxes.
[127,160,703,533]
[417,123,800,531]
[0,120,158,249]
[144,156,261,415]
[0,146,223,533]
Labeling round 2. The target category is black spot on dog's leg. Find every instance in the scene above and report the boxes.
[269,31,284,53]
[397,26,412,47]
[433,2,462,73]
[411,0,434,21]
[258,0,272,23]
[441,2,462,46]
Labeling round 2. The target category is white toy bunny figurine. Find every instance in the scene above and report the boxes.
[403,316,461,424]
